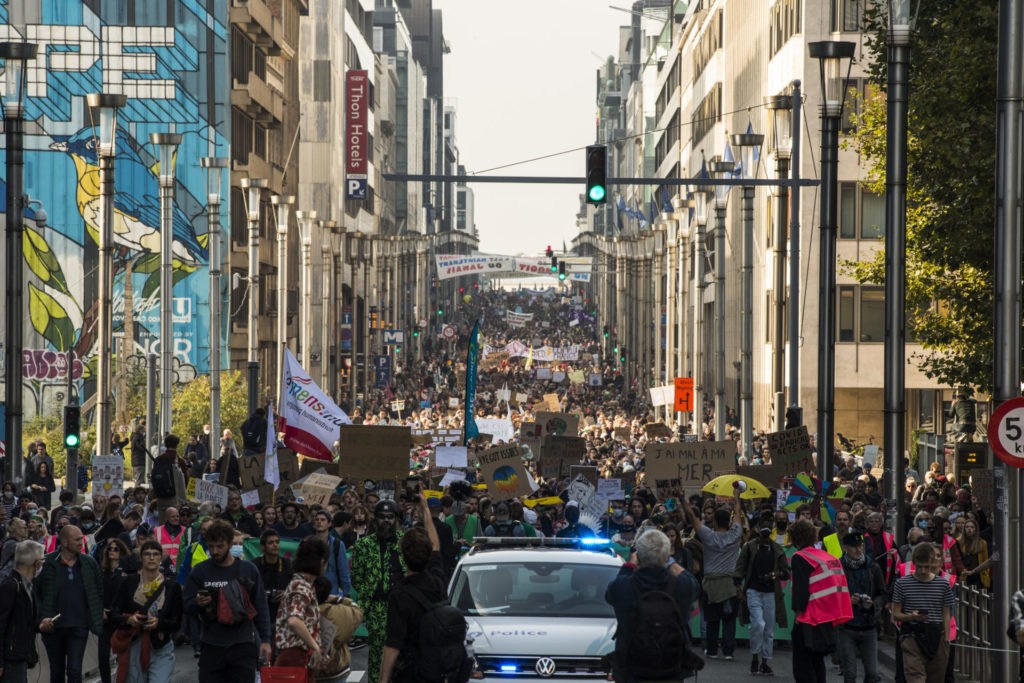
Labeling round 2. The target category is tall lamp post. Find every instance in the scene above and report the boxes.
[150,133,182,444]
[320,221,332,388]
[201,156,228,448]
[731,130,764,459]
[87,92,127,469]
[691,183,711,435]
[708,156,734,442]
[809,41,856,483]
[2,41,37,484]
[765,94,794,430]
[241,177,268,415]
[272,194,294,409]
[296,211,317,370]
[884,0,919,548]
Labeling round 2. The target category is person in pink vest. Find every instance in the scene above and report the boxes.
[152,507,186,570]
[863,511,898,586]
[891,542,955,682]
[789,518,853,683]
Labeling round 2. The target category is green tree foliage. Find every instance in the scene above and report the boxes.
[169,370,249,444]
[846,1,999,392]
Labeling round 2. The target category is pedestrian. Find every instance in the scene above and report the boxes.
[1009,588,1024,683]
[682,488,744,660]
[182,519,272,683]
[837,533,885,683]
[131,422,148,486]
[35,524,106,683]
[891,542,955,682]
[252,529,293,630]
[313,577,364,679]
[734,512,789,676]
[152,508,186,571]
[239,408,268,457]
[0,540,46,683]
[351,499,405,683]
[98,538,129,683]
[109,541,183,683]
[272,537,329,683]
[27,461,56,509]
[789,518,853,683]
[310,509,351,597]
[219,490,261,537]
[0,519,27,575]
[605,528,701,682]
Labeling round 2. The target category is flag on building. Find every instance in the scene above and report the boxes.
[279,350,351,461]
[463,320,481,445]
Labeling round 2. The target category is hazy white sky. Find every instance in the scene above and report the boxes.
[432,1,627,256]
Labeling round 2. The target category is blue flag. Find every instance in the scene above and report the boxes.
[463,320,481,445]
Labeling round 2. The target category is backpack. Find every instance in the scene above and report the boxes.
[405,585,473,683]
[626,574,702,679]
[240,417,264,450]
[216,561,258,626]
[150,457,176,499]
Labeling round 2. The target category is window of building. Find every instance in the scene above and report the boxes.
[860,287,885,342]
[839,182,886,239]
[691,82,721,146]
[231,107,252,165]
[693,11,722,83]
[918,389,936,432]
[831,0,862,32]
[838,285,855,342]
[769,0,802,57]
[841,79,881,134]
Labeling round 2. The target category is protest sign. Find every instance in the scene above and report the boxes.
[541,393,561,411]
[448,397,460,408]
[241,489,261,508]
[523,496,564,508]
[239,453,267,490]
[476,418,515,443]
[300,457,341,478]
[643,440,734,497]
[276,450,301,492]
[91,456,124,498]
[515,392,528,404]
[536,368,553,380]
[340,425,412,482]
[478,443,531,501]
[588,373,603,387]
[438,469,467,487]
[552,371,567,383]
[195,479,230,509]
[739,426,815,487]
[613,426,631,441]
[861,444,879,468]
[436,446,469,468]
[540,435,586,479]
[186,479,197,501]
[299,473,342,507]
[568,370,586,385]
[566,466,602,516]
[645,422,674,439]
[535,411,579,438]
[597,478,625,501]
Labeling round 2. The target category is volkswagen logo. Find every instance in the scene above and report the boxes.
[535,657,557,677]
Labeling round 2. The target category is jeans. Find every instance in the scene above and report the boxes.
[198,641,258,683]
[837,627,879,683]
[745,589,775,660]
[0,660,28,683]
[127,640,175,683]
[42,626,90,683]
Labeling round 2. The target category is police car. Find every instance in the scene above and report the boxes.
[450,537,622,680]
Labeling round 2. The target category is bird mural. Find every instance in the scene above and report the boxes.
[50,127,208,263]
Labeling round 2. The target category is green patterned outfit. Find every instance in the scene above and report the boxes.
[351,531,405,683]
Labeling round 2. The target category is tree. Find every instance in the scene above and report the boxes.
[846,1,999,392]
[169,370,250,445]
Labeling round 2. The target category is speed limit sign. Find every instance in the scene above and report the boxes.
[442,325,456,340]
[987,396,1024,467]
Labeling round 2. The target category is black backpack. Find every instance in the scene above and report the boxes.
[405,585,473,683]
[626,574,702,679]
[150,457,176,499]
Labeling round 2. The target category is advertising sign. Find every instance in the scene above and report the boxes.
[345,70,369,199]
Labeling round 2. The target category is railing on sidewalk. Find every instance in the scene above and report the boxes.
[954,582,992,682]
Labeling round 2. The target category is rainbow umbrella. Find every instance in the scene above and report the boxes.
[784,473,848,524]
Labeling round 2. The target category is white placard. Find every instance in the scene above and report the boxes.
[536,368,553,380]
[475,418,515,443]
[552,371,567,383]
[92,456,124,498]
[436,446,469,468]
[240,489,262,508]
[439,469,467,487]
[515,392,528,404]
[588,373,603,387]
[597,478,625,501]
[195,479,230,509]
[448,397,460,408]
[649,385,674,407]
[861,444,879,468]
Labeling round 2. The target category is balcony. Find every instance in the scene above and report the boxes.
[231,70,284,126]
[231,0,274,46]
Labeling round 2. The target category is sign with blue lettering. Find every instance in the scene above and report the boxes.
[374,355,391,388]
[383,330,405,345]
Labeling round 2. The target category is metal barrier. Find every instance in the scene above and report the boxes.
[953,582,992,682]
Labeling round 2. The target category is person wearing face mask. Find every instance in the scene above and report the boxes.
[771,510,791,547]
[350,499,405,683]
[557,501,597,539]
[734,513,790,676]
[837,534,885,683]
[483,501,525,538]
[0,483,18,522]
[602,500,628,538]
[444,484,481,550]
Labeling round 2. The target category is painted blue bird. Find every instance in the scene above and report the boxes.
[50,127,207,263]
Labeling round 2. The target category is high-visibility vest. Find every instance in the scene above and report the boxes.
[823,532,843,558]
[942,535,957,576]
[864,531,897,577]
[795,547,853,627]
[154,525,184,568]
[897,562,957,641]
[44,535,88,554]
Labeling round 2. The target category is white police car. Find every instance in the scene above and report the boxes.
[449,538,622,680]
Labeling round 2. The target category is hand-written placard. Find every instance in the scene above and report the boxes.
[476,418,515,443]
[597,478,625,501]
[195,479,230,509]
[241,489,262,508]
[299,473,342,507]
[739,426,815,487]
[276,450,301,492]
[340,425,412,482]
[239,453,266,490]
[540,435,586,479]
[643,441,735,496]
[534,411,579,438]
[478,443,531,501]
[435,446,468,468]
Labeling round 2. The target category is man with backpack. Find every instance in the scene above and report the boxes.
[378,494,470,683]
[183,519,272,682]
[605,528,702,682]
[151,434,185,509]
[239,408,268,456]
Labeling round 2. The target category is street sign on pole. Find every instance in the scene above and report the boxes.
[373,355,391,388]
[987,396,1024,468]
[673,377,695,413]
[383,330,405,345]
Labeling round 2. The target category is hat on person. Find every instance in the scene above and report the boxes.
[427,497,442,509]
[522,508,538,524]
[374,499,400,517]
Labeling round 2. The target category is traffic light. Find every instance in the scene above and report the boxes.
[619,347,627,363]
[545,245,553,258]
[459,286,465,294]
[63,405,81,449]
[550,256,558,273]
[603,325,609,338]
[437,306,444,316]
[413,329,419,338]
[558,261,566,281]
[585,145,608,204]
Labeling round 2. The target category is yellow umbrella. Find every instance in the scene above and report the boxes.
[702,474,771,499]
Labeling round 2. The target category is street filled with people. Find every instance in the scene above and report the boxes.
[0,286,1009,683]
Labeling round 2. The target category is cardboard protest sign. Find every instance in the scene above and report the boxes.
[613,426,631,441]
[276,450,301,492]
[540,435,586,479]
[515,392,528,404]
[435,446,468,468]
[478,443,531,501]
[541,393,561,411]
[476,418,515,443]
[739,426,815,487]
[643,440,735,497]
[300,457,340,478]
[195,479,230,509]
[299,473,342,507]
[241,489,261,508]
[340,425,412,482]
[438,469,467,487]
[535,411,580,438]
[239,453,267,490]
[186,479,197,501]
[597,478,625,501]
[645,422,674,439]
[256,483,275,506]
[92,456,124,498]
[566,466,603,516]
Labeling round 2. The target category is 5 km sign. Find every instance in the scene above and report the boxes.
[987,396,1024,467]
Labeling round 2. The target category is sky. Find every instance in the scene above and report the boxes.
[432,1,628,256]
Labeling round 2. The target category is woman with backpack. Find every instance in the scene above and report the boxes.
[273,537,329,683]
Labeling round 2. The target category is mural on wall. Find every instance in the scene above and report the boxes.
[0,0,229,418]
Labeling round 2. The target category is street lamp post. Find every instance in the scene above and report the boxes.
[809,41,856,483]
[150,132,182,445]
[86,92,127,471]
[731,131,764,460]
[296,211,317,370]
[2,41,37,485]
[240,177,268,415]
[765,94,794,431]
[320,221,332,388]
[201,157,228,448]
[272,195,294,410]
[692,184,710,435]
[708,157,734,442]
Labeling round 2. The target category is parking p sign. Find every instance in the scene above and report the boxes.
[988,396,1024,468]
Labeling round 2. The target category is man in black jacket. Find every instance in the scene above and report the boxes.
[130,422,148,485]
[837,534,885,683]
[239,408,268,456]
[0,540,46,682]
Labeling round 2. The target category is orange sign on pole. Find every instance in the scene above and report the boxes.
[673,377,694,413]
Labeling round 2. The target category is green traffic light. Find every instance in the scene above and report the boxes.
[413,330,419,338]
[588,185,606,202]
[437,308,443,316]
[604,332,609,338]
[65,433,80,448]
[558,273,566,281]
[613,346,619,354]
